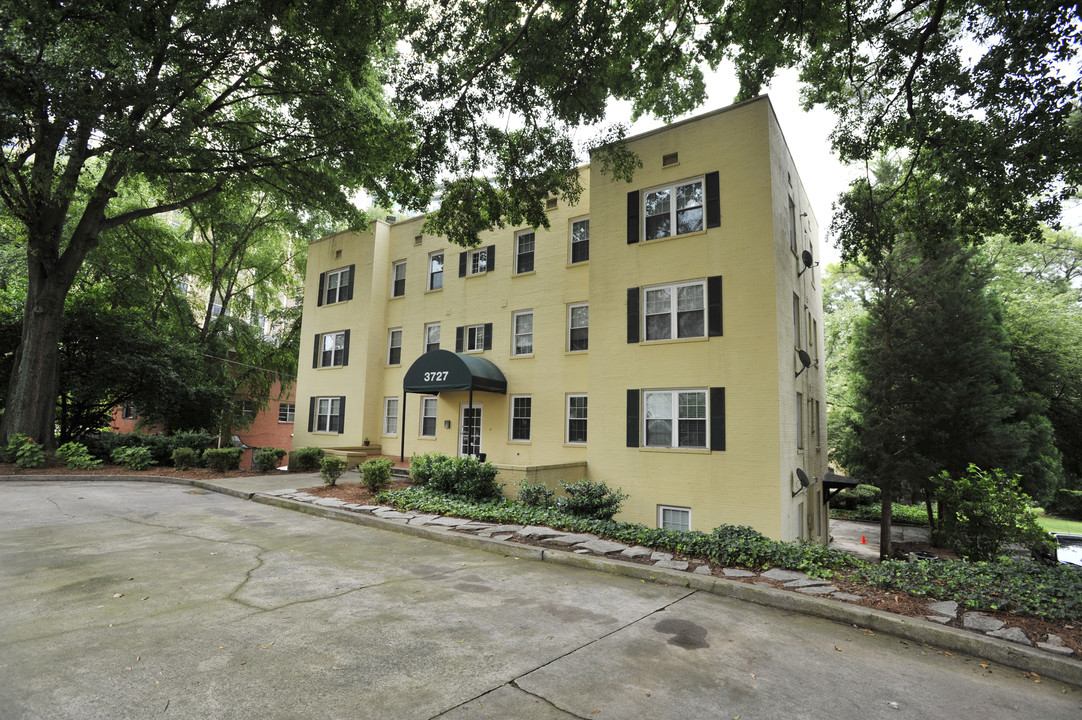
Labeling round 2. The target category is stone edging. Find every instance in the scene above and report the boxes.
[7,475,1081,687]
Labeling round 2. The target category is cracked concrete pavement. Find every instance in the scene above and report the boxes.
[1,480,1080,719]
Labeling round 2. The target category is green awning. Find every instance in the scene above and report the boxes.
[402,349,507,394]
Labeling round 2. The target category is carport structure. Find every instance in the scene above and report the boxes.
[399,349,507,460]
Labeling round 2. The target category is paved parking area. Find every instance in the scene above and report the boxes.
[1,480,1079,719]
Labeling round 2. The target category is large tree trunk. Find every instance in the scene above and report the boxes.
[879,483,893,559]
[1,265,68,449]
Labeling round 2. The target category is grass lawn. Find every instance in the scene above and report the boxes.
[1035,511,1082,535]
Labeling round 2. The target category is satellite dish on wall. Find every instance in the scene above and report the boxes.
[797,249,819,277]
[795,349,812,377]
[796,468,811,488]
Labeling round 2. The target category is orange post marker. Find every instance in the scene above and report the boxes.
[860,535,867,544]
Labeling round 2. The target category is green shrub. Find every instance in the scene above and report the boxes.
[55,442,102,470]
[84,430,216,466]
[1047,489,1082,521]
[320,456,348,486]
[289,446,324,471]
[171,447,200,471]
[360,457,395,492]
[253,448,287,472]
[420,454,502,501]
[555,478,628,520]
[517,480,555,507]
[110,446,157,471]
[409,452,449,485]
[202,447,242,472]
[831,502,933,526]
[3,433,31,463]
[935,465,1053,561]
[830,483,881,510]
[13,436,45,468]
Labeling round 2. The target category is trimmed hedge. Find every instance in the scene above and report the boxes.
[202,447,242,472]
[85,430,216,467]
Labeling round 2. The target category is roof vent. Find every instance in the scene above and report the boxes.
[414,234,423,245]
[545,197,558,211]
[662,152,679,167]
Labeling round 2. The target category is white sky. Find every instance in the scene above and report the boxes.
[601,62,858,267]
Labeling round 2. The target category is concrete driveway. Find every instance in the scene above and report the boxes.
[1,480,1079,719]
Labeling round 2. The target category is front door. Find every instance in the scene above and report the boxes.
[459,403,482,457]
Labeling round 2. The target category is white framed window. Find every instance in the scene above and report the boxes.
[324,266,350,304]
[387,328,402,365]
[383,397,399,435]
[512,310,533,356]
[659,506,691,532]
[122,403,137,420]
[420,397,438,437]
[570,217,589,263]
[315,397,342,433]
[814,399,822,448]
[643,177,704,240]
[391,260,406,298]
[466,324,485,352]
[468,247,488,275]
[424,322,441,353]
[320,331,347,367]
[566,394,587,444]
[510,395,531,441]
[644,389,707,448]
[278,403,295,423]
[796,392,804,450]
[789,196,798,254]
[792,293,801,349]
[515,230,535,274]
[643,280,705,341]
[428,251,444,290]
[568,303,588,352]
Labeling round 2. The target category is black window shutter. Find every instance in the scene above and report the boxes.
[338,396,346,434]
[458,252,467,277]
[455,326,464,352]
[317,272,326,307]
[705,171,721,228]
[707,275,723,337]
[308,396,315,432]
[626,389,639,447]
[627,287,640,343]
[627,191,639,244]
[342,329,350,366]
[483,322,493,350]
[487,245,495,272]
[710,387,725,451]
[345,264,356,301]
[313,334,320,368]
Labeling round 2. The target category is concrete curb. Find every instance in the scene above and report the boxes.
[6,475,1081,687]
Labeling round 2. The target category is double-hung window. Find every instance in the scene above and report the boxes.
[789,197,798,254]
[466,324,485,352]
[323,266,350,305]
[387,328,402,365]
[643,177,704,240]
[796,392,804,450]
[510,395,531,441]
[278,403,295,423]
[644,280,705,340]
[314,397,343,433]
[570,218,589,263]
[512,310,533,356]
[420,397,437,437]
[515,230,535,274]
[424,322,441,353]
[568,303,588,351]
[391,260,406,298]
[428,251,444,290]
[567,395,587,444]
[644,389,707,448]
[320,331,347,367]
[384,397,399,435]
[469,248,488,275]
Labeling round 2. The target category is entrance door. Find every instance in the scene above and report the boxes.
[459,403,482,457]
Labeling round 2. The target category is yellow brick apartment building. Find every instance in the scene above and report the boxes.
[292,96,829,542]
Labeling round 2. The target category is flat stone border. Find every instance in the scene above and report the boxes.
[7,475,1081,688]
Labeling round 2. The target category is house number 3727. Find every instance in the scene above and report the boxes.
[423,371,449,382]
